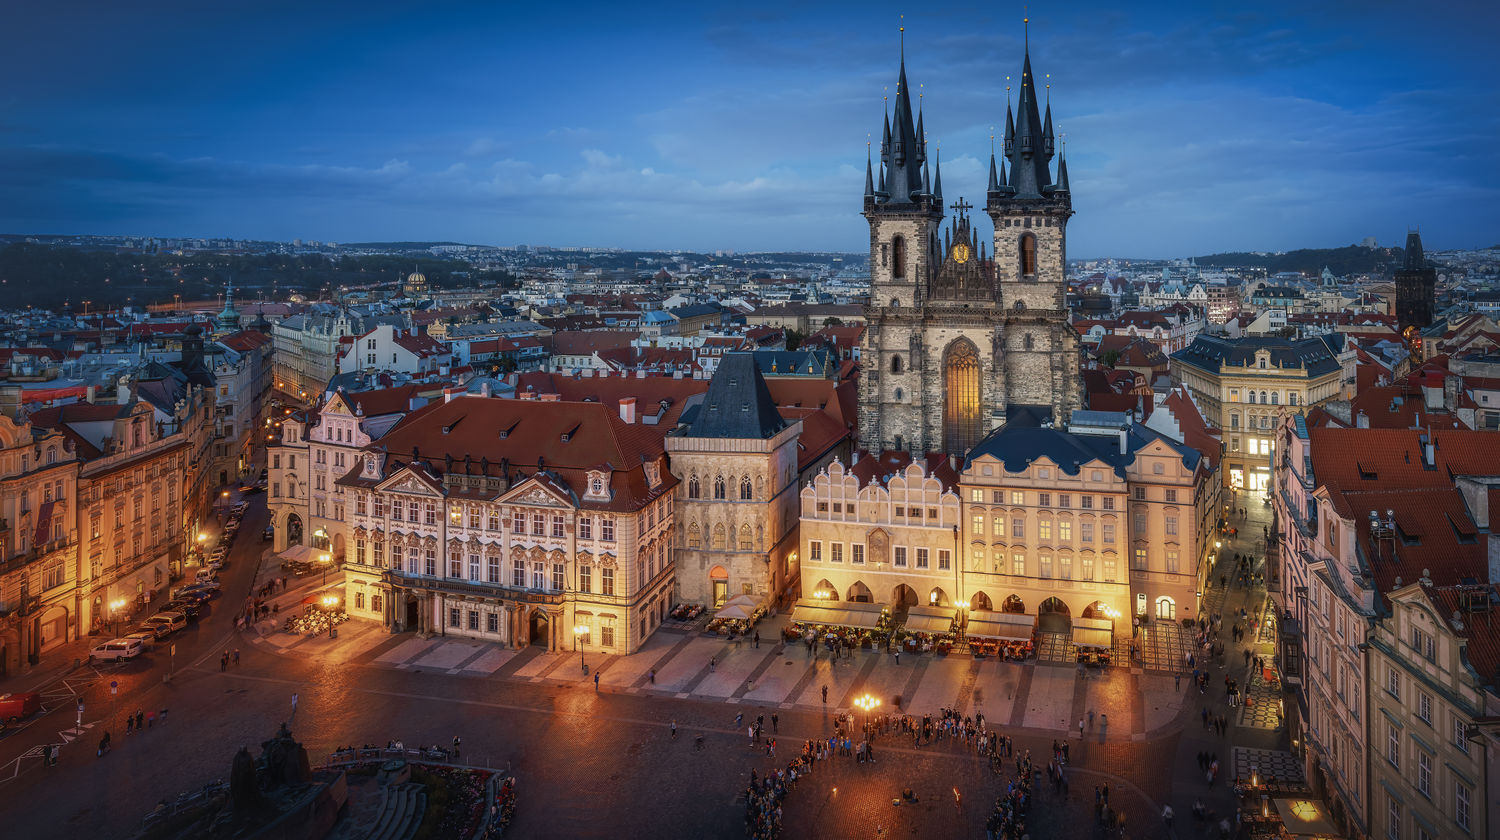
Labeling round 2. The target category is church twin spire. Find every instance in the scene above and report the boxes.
[870,25,1069,208]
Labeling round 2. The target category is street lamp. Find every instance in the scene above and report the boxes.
[320,552,332,585]
[109,598,128,637]
[853,693,880,737]
[954,599,969,633]
[574,624,589,673]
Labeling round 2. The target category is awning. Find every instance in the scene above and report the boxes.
[966,610,1035,641]
[715,603,754,620]
[277,545,319,564]
[903,614,954,633]
[902,605,956,634]
[1071,619,1114,649]
[791,600,885,630]
[1272,798,1339,837]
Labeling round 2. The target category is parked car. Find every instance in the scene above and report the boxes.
[90,638,145,662]
[195,569,219,585]
[123,628,162,648]
[143,611,187,634]
[165,599,201,619]
[262,526,274,542]
[0,691,41,725]
[180,581,221,597]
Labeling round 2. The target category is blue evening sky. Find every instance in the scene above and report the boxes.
[2,1,1496,257]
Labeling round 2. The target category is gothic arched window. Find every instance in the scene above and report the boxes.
[892,236,907,279]
[943,339,983,457]
[894,387,904,402]
[687,475,700,499]
[1023,334,1034,351]
[1248,391,1257,405]
[713,475,726,500]
[712,523,726,550]
[740,476,753,500]
[1019,233,1038,277]
[891,355,903,374]
[1270,392,1279,405]
[738,525,754,551]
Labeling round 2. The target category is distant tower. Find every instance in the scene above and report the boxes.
[216,281,242,334]
[1394,231,1436,332]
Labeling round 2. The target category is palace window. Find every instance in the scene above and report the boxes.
[601,519,615,541]
[579,566,592,594]
[602,567,615,596]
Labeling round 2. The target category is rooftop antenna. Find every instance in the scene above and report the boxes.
[1024,11,1029,51]
[900,14,905,59]
[1046,73,1051,104]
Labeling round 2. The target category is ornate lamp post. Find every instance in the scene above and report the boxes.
[574,624,589,674]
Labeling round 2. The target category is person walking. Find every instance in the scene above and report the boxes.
[1078,718,1084,738]
[451,736,461,759]
[649,668,656,684]
[771,713,779,733]
[754,631,760,649]
[670,719,677,738]
[233,648,241,666]
[894,649,901,665]
[821,685,828,704]
[593,672,600,692]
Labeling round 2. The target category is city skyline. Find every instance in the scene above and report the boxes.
[2,1,1496,256]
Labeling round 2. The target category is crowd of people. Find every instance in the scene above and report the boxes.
[984,750,1035,839]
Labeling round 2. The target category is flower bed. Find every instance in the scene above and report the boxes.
[410,765,491,840]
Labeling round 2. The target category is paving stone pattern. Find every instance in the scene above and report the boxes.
[1233,747,1305,786]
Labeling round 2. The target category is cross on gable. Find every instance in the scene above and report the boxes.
[950,198,972,217]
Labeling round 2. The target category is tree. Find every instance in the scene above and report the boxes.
[1101,350,1120,368]
[822,316,843,327]
[785,329,806,351]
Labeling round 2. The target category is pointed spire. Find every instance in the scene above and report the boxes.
[1056,152,1071,194]
[933,147,943,202]
[1005,24,1055,199]
[915,95,925,164]
[864,143,875,199]
[922,157,931,195]
[1042,103,1055,155]
[987,151,999,195]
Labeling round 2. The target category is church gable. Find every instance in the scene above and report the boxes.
[375,467,444,497]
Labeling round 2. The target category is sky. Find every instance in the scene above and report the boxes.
[2,0,1497,257]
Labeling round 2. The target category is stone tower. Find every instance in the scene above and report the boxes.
[667,353,802,608]
[1394,230,1436,333]
[858,33,1081,457]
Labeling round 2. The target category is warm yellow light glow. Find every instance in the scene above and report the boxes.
[574,624,588,636]
[109,598,127,613]
[197,532,207,542]
[320,553,331,564]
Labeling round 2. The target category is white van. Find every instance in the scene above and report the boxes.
[89,638,145,662]
[194,569,219,585]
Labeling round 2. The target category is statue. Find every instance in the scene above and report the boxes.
[258,722,311,790]
[230,746,266,812]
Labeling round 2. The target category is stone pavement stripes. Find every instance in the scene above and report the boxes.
[1005,666,1037,729]
[632,630,700,689]
[953,658,980,716]
[729,648,784,700]
[835,655,881,710]
[1233,747,1305,785]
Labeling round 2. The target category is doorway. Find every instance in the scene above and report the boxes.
[404,596,419,631]
[529,611,550,647]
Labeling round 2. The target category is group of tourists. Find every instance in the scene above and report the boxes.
[984,751,1035,839]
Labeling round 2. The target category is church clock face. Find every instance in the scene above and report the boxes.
[952,243,970,264]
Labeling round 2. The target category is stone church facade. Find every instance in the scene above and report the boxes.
[858,41,1082,456]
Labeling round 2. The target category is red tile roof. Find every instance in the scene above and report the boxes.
[848,450,961,490]
[1422,584,1500,690]
[547,330,639,357]
[364,396,674,511]
[218,330,272,352]
[1310,428,1500,593]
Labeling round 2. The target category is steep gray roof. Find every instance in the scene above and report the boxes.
[681,352,786,439]
[1170,335,1341,378]
[966,421,1201,479]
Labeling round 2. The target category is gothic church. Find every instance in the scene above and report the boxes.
[857,34,1082,456]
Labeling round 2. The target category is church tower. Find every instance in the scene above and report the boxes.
[983,32,1082,422]
[858,29,1081,458]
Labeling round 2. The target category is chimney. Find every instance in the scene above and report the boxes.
[85,385,96,404]
[117,375,133,406]
[480,382,492,398]
[1118,425,1129,455]
[619,397,637,424]
[520,392,536,401]
[1423,437,1435,468]
[443,386,463,403]
[1356,410,1369,429]
[540,393,560,402]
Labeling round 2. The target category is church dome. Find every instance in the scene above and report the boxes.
[406,270,426,286]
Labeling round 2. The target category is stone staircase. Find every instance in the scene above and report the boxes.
[363,781,426,840]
